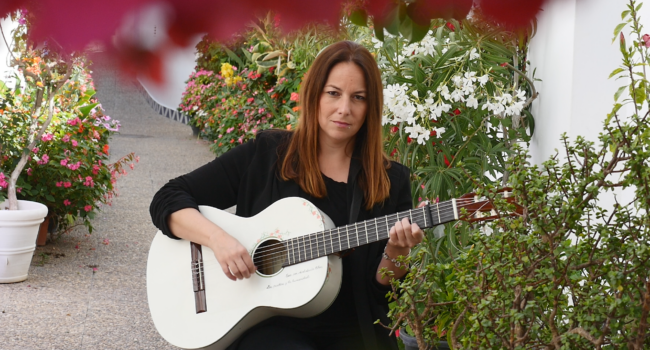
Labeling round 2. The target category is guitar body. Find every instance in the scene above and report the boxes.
[147,197,342,350]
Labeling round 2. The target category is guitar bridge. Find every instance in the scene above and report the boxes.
[191,242,207,314]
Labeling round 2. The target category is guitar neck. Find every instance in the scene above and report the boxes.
[282,199,460,267]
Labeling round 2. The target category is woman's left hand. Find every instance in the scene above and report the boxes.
[386,217,424,257]
[386,201,427,256]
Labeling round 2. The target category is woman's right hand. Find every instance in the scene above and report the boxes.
[168,208,257,281]
[209,229,257,281]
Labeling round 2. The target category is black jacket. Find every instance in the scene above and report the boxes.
[150,130,412,350]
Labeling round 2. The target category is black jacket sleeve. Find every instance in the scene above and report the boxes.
[149,138,257,239]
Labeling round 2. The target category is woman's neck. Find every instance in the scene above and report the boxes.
[318,139,354,183]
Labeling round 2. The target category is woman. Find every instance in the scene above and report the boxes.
[150,41,424,350]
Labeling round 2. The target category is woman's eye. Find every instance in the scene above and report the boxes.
[354,95,366,101]
[327,91,339,96]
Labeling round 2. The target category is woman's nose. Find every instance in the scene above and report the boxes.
[337,96,351,115]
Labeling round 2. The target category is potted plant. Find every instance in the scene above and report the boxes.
[0,10,136,281]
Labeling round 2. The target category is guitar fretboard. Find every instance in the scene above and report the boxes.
[281,199,459,267]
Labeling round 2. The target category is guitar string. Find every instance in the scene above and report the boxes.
[249,197,495,261]
[190,198,498,272]
[190,199,499,272]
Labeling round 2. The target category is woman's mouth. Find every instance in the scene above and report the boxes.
[333,121,350,128]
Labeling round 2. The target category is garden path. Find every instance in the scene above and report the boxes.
[0,54,215,349]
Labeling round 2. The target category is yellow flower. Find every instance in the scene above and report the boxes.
[220,63,233,78]
[36,81,44,87]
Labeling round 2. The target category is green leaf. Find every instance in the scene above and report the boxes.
[621,10,631,19]
[373,22,385,42]
[223,47,245,68]
[46,194,55,202]
[79,103,99,117]
[349,9,368,27]
[613,23,627,43]
[614,85,627,101]
[609,67,625,79]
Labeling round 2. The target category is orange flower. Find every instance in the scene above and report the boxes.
[286,124,291,130]
[292,106,301,112]
[103,144,110,154]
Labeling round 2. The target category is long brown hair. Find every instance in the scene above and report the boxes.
[280,41,390,209]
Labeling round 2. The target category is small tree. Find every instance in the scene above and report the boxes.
[386,1,650,349]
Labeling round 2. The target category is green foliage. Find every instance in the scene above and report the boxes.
[386,1,650,348]
[181,14,345,155]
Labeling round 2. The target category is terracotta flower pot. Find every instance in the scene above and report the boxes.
[36,216,50,246]
[0,200,48,283]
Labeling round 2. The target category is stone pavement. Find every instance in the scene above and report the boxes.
[0,55,215,349]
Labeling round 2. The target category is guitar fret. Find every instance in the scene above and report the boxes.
[346,226,350,250]
[287,239,292,265]
[385,216,389,240]
[309,234,313,260]
[375,218,379,241]
[409,210,412,223]
[436,202,441,224]
[364,221,368,245]
[314,232,319,258]
[328,229,333,255]
[422,206,427,227]
[337,227,342,252]
[354,223,359,247]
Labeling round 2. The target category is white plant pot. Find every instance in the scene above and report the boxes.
[0,200,48,283]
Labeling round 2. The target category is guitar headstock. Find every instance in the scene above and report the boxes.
[454,187,523,223]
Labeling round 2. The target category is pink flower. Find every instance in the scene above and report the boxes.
[247,97,254,103]
[83,176,94,187]
[37,154,49,165]
[56,181,63,187]
[16,188,21,193]
[226,127,234,133]
[643,34,650,47]
[63,199,71,206]
[61,159,68,166]
[290,92,299,102]
[63,182,72,188]
[84,205,92,212]
[62,135,70,142]
[32,147,39,153]
[26,168,32,176]
[92,164,100,175]
[71,140,78,147]
[41,133,53,142]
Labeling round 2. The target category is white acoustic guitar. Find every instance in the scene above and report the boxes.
[147,192,514,349]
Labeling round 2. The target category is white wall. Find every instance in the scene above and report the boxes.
[528,0,642,207]
[0,17,18,88]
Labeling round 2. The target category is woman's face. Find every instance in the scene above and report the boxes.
[318,62,367,148]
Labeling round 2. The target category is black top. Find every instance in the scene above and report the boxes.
[149,130,413,350]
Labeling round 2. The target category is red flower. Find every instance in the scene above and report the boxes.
[444,155,454,166]
[391,126,399,133]
[395,329,400,338]
[430,130,437,137]
[453,108,461,115]
[446,22,455,31]
[390,148,397,157]
[407,137,412,144]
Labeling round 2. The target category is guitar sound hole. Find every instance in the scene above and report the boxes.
[253,239,286,276]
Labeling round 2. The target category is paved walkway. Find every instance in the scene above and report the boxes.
[0,55,215,349]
